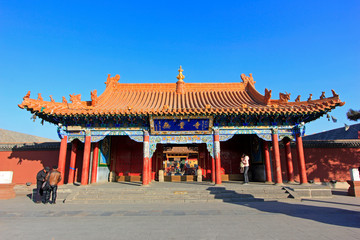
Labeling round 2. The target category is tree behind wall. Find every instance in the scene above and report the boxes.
[347,109,360,121]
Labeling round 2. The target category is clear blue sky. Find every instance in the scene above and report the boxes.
[1,1,359,140]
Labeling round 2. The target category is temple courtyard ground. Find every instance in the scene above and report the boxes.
[0,183,359,240]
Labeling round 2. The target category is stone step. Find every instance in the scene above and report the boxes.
[17,183,333,204]
[70,191,288,198]
[64,188,291,203]
[71,188,287,194]
[67,196,281,201]
[71,191,287,196]
[66,196,290,204]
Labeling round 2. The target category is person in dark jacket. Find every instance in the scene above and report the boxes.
[45,166,62,204]
[35,167,50,203]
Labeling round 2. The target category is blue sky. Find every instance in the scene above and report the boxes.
[1,1,359,140]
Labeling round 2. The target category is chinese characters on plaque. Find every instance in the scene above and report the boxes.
[153,118,211,133]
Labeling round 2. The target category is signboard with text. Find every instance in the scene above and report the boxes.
[150,117,213,135]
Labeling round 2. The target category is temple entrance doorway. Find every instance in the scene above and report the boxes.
[153,143,212,182]
[163,144,198,180]
[110,134,262,183]
[220,134,263,182]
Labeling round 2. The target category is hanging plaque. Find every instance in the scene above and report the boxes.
[150,116,213,135]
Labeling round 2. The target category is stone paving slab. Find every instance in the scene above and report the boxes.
[0,190,359,240]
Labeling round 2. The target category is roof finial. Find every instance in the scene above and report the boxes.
[176,66,185,94]
[176,65,185,82]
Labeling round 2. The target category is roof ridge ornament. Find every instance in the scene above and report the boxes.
[176,65,185,82]
[331,89,339,98]
[176,66,185,94]
[23,91,30,100]
[240,73,255,85]
[91,90,98,106]
[279,92,291,103]
[320,92,326,99]
[264,88,272,104]
[70,93,82,104]
[105,74,120,88]
[37,93,43,101]
[307,94,313,102]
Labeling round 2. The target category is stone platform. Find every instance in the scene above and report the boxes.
[14,181,332,204]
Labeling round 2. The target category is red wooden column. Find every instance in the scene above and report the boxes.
[205,149,210,180]
[296,133,308,184]
[263,140,272,183]
[142,131,150,185]
[202,145,206,178]
[91,142,99,184]
[149,157,153,182]
[284,138,295,183]
[272,130,283,184]
[58,135,68,185]
[67,140,78,184]
[214,129,222,185]
[81,135,91,185]
[211,156,215,183]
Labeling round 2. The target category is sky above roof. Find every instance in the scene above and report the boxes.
[1,1,359,140]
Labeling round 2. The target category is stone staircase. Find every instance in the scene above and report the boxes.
[63,182,295,204]
[15,182,333,204]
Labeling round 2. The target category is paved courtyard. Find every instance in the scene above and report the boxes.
[0,187,359,240]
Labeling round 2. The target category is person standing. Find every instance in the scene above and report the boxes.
[241,154,250,184]
[35,167,49,203]
[45,166,62,204]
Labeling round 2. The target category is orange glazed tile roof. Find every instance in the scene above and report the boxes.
[18,69,345,119]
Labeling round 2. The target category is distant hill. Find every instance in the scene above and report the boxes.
[0,129,58,143]
[303,123,360,140]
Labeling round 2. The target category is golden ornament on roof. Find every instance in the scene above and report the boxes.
[176,66,185,81]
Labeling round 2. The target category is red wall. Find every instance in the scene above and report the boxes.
[0,143,84,185]
[279,146,360,182]
[0,150,59,184]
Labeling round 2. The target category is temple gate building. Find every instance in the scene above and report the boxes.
[18,67,344,186]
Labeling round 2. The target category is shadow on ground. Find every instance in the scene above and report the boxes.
[207,186,360,229]
[331,189,348,196]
